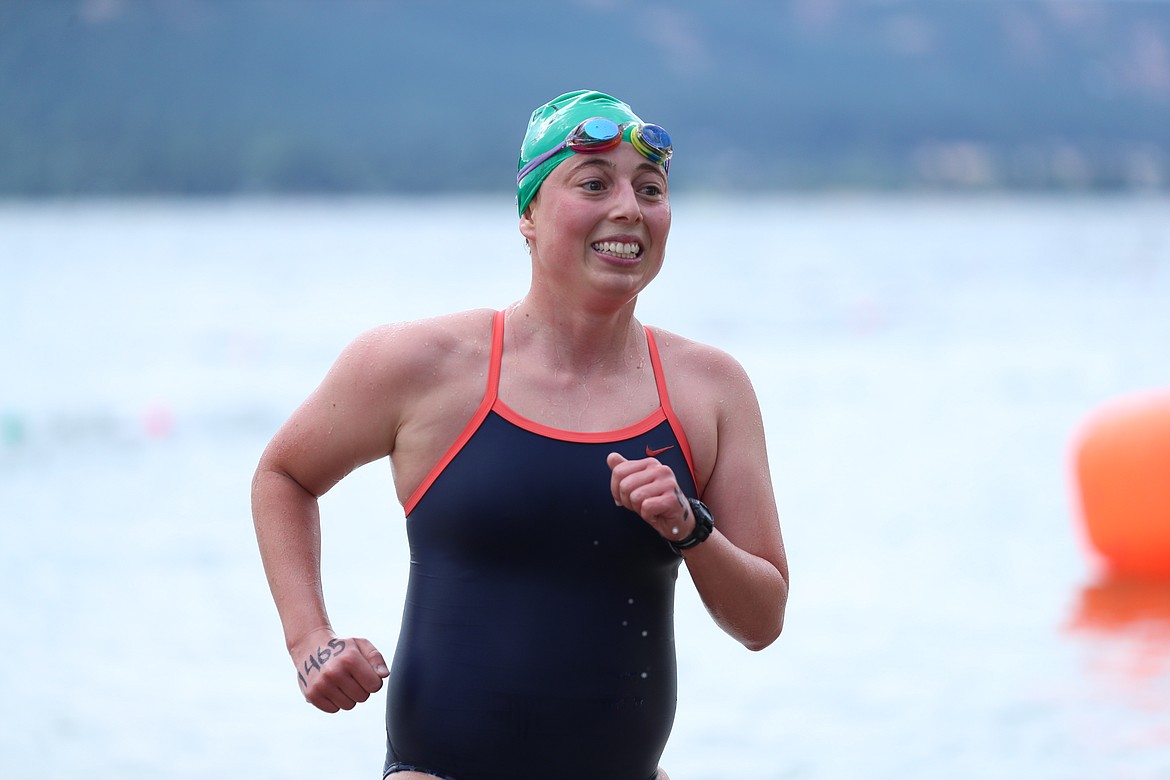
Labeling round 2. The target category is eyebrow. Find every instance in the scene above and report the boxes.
[571,157,665,176]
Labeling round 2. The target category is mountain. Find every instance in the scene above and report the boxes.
[3,0,1169,195]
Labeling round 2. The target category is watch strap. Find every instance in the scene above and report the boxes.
[671,498,714,552]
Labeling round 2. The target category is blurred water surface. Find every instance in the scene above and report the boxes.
[2,195,1169,779]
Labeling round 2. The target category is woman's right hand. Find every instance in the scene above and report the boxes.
[289,628,389,713]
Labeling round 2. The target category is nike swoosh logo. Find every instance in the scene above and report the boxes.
[645,444,675,457]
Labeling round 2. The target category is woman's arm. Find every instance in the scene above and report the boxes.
[251,327,414,710]
[675,364,788,649]
[609,339,787,650]
[251,460,390,711]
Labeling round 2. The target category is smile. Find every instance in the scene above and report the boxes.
[592,241,642,260]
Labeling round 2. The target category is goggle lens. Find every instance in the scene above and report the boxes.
[568,118,623,151]
[630,124,672,165]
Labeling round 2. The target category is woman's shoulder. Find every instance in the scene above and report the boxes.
[328,308,496,389]
[643,324,761,494]
[350,308,495,357]
[645,324,751,385]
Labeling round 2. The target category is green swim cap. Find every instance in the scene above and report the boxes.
[517,90,648,216]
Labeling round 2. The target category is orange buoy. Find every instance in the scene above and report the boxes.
[1074,390,1170,579]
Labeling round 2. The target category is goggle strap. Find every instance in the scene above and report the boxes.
[516,142,568,185]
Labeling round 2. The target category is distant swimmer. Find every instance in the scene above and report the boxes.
[251,89,789,780]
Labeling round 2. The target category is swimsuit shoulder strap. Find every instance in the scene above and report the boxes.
[643,326,671,412]
[402,310,504,516]
[486,308,505,403]
[644,325,698,491]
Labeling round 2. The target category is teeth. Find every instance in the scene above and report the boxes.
[592,241,641,259]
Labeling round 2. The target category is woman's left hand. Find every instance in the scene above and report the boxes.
[606,452,693,543]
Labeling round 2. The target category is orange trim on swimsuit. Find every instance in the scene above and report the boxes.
[401,312,503,516]
[493,400,668,443]
[644,326,698,495]
[402,310,698,515]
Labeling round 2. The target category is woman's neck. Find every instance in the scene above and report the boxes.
[505,295,644,377]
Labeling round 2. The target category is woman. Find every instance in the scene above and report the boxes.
[252,90,789,780]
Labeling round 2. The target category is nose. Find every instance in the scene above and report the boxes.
[608,180,643,223]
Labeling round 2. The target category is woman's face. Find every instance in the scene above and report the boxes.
[519,142,671,308]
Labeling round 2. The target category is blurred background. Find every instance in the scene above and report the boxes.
[3,1,1170,779]
[5,0,1170,197]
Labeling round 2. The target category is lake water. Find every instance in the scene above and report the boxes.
[2,194,1169,779]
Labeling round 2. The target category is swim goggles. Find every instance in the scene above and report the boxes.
[516,117,672,185]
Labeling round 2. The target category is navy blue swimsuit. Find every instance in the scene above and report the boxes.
[384,310,698,780]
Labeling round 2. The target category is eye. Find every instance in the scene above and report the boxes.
[582,179,606,192]
[639,182,665,198]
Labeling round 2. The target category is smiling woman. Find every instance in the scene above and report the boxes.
[251,89,789,780]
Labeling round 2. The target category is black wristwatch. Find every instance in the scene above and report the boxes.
[671,498,714,552]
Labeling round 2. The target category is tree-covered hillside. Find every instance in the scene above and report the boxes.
[3,0,1169,195]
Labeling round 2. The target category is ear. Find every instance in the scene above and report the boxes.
[519,202,537,242]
